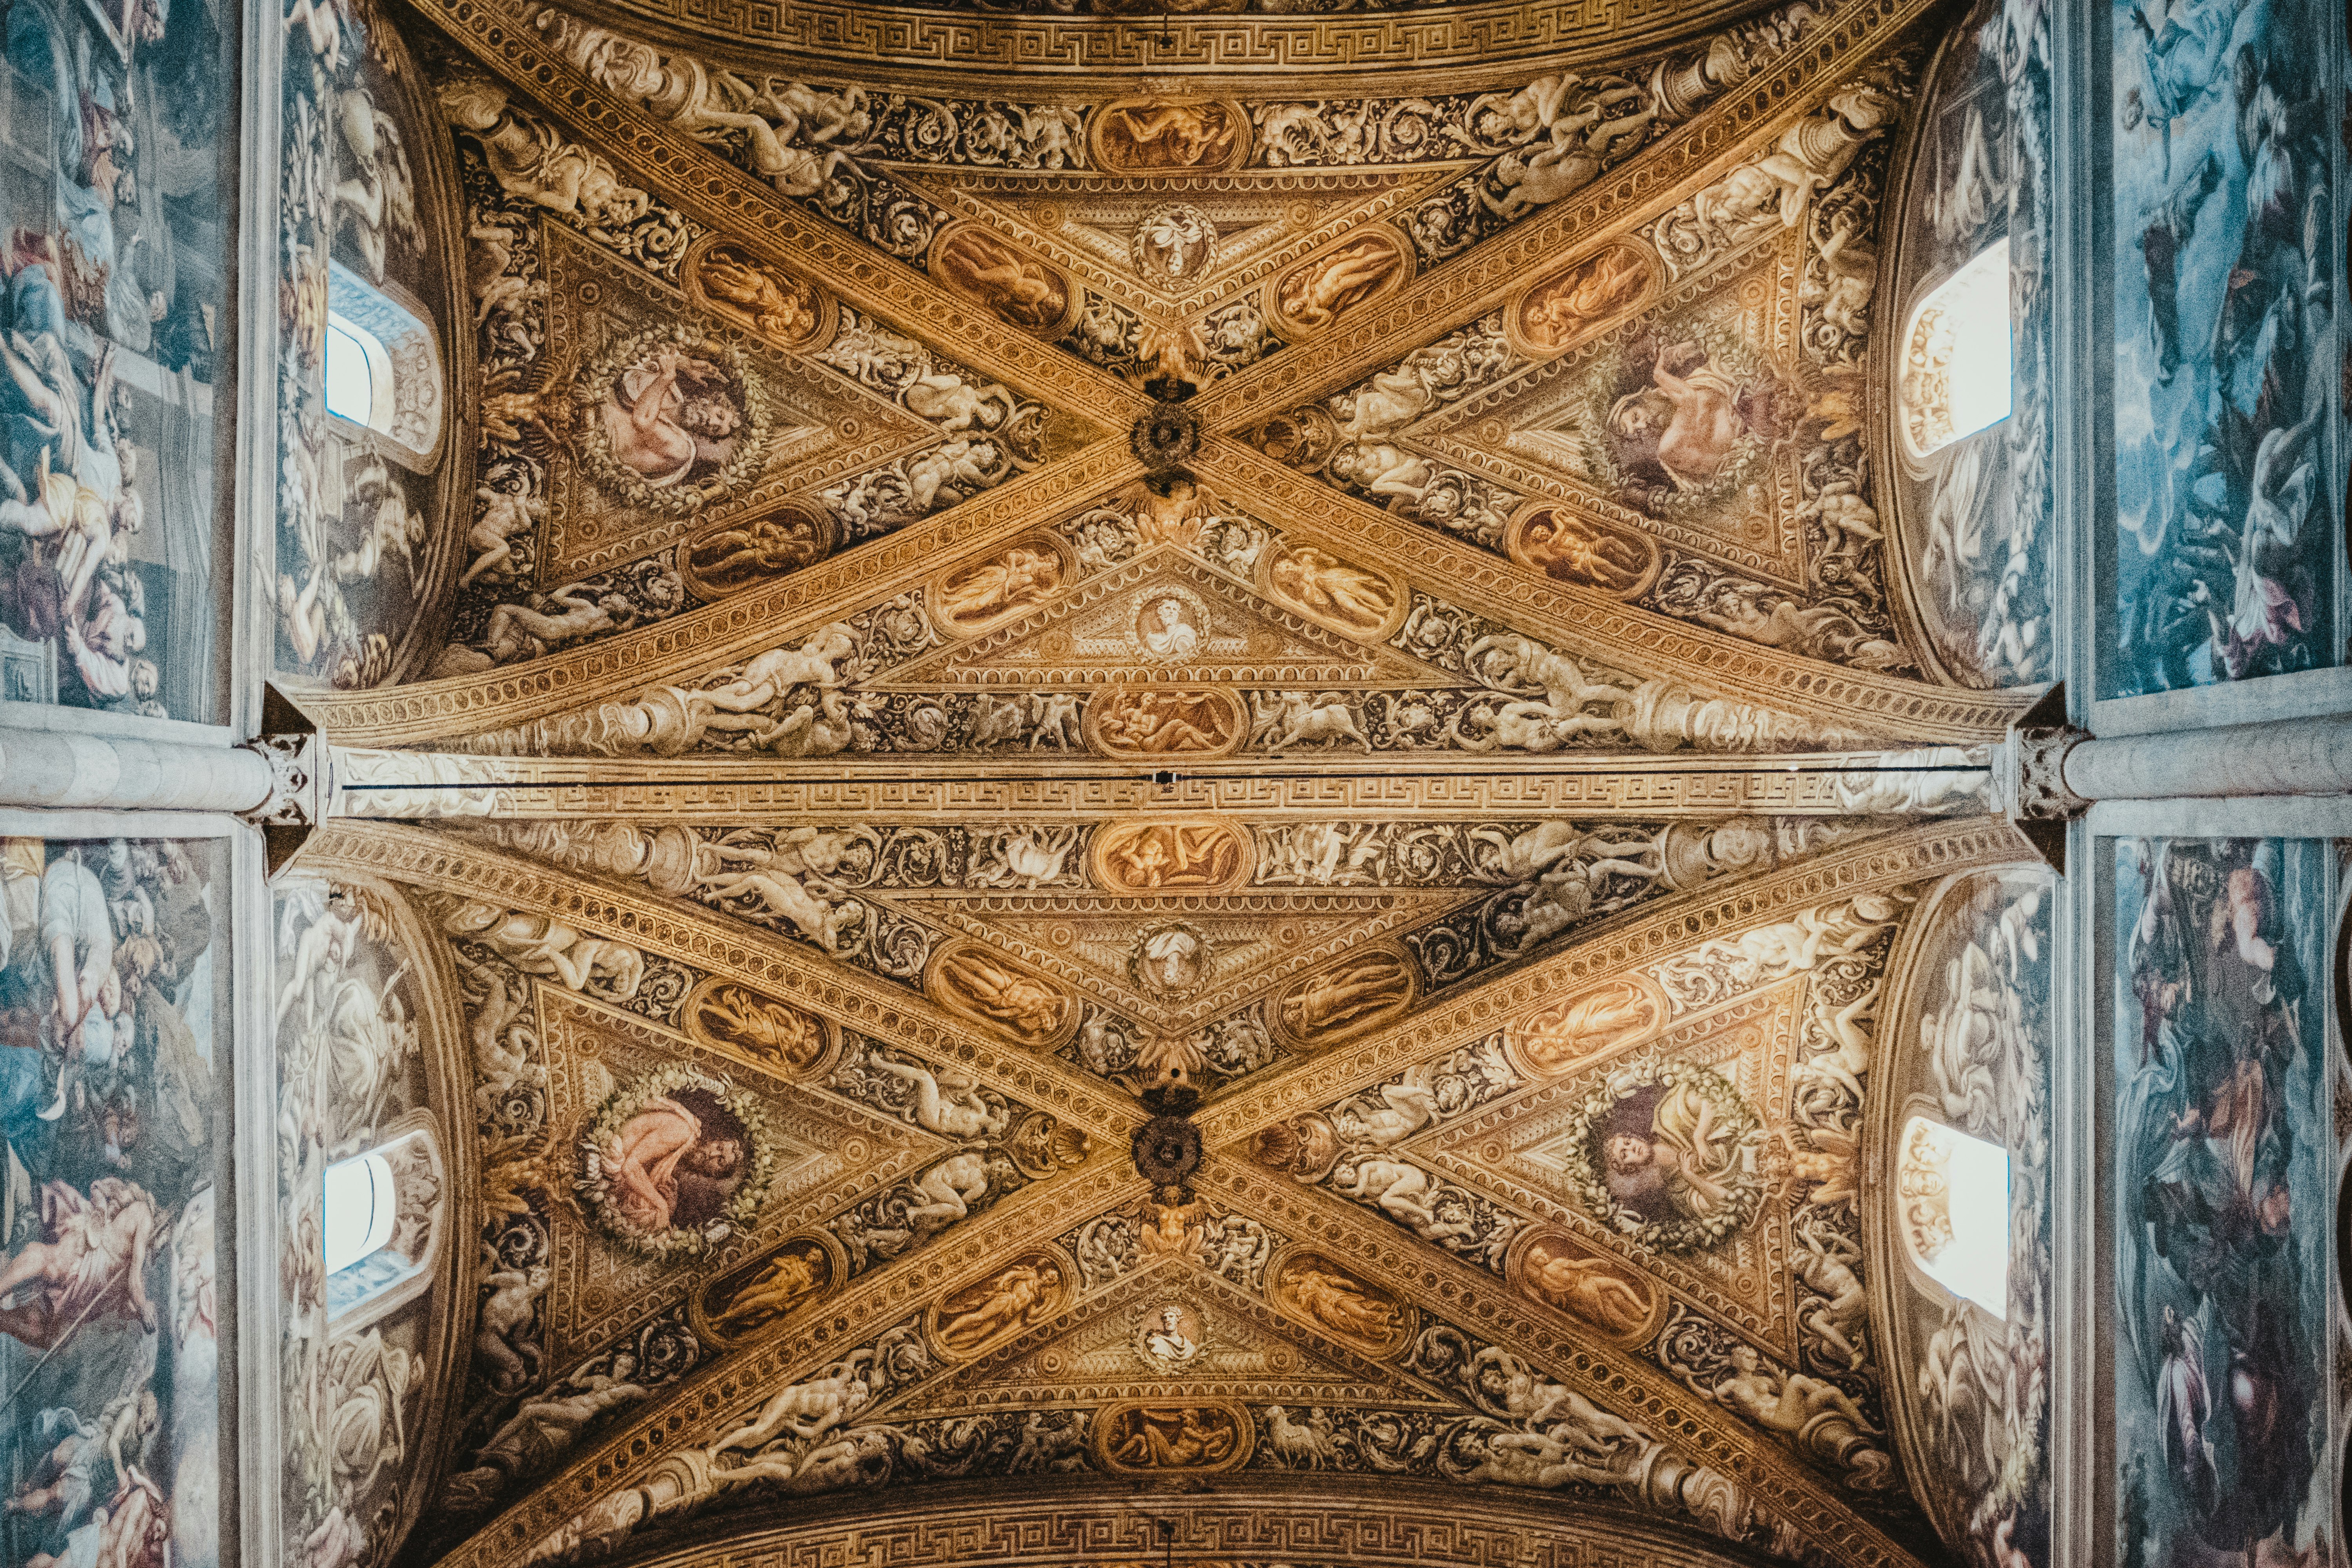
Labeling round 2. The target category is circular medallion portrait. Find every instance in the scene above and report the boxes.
[1131,205,1219,285]
[1131,590,1210,663]
[1559,1060,1764,1252]
[1577,321,1782,521]
[578,1065,778,1258]
[1130,922,1212,998]
[1132,1301,1209,1373]
[573,323,775,514]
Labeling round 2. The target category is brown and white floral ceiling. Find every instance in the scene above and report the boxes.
[260,0,2061,1565]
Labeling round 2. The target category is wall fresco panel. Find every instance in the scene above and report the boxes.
[2109,0,2336,694]
[0,837,227,1568]
[2109,837,2333,1561]
[0,0,234,720]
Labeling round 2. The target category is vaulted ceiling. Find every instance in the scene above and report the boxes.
[265,0,2056,1564]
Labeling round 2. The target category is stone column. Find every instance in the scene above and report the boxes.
[2059,711,2352,800]
[0,724,278,812]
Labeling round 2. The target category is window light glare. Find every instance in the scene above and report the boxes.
[1898,240,2013,458]
[324,315,378,428]
[1896,1116,2011,1319]
[321,1152,396,1276]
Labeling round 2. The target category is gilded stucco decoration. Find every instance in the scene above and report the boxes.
[260,0,2060,1565]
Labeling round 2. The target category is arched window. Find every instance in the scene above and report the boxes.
[1896,1115,2010,1318]
[324,261,445,468]
[322,1151,397,1274]
[325,314,389,428]
[1897,239,2013,459]
[319,1125,445,1325]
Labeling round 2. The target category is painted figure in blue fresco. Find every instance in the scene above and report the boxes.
[0,0,221,718]
[2129,0,2231,177]
[2113,0,2333,693]
[2116,840,2328,1563]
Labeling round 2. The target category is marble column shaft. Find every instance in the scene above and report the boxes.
[2062,710,2352,800]
[0,724,274,812]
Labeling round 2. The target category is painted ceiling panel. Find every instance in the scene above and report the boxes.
[259,0,2062,1564]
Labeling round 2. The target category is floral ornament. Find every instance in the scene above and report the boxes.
[1557,1056,1765,1252]
[571,321,776,515]
[577,1062,778,1260]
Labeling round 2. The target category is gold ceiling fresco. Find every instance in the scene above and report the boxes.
[258,0,2062,1564]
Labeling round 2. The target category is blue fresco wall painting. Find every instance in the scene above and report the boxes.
[2111,0,2336,694]
[0,837,225,1568]
[2113,837,2331,1566]
[0,0,231,719]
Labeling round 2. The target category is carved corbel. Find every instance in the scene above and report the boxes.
[2005,684,2087,871]
[241,684,327,875]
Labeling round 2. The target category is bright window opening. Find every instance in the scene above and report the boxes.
[1898,239,2013,459]
[321,1151,397,1276]
[1896,1115,2010,1318]
[324,263,444,464]
[324,315,384,427]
